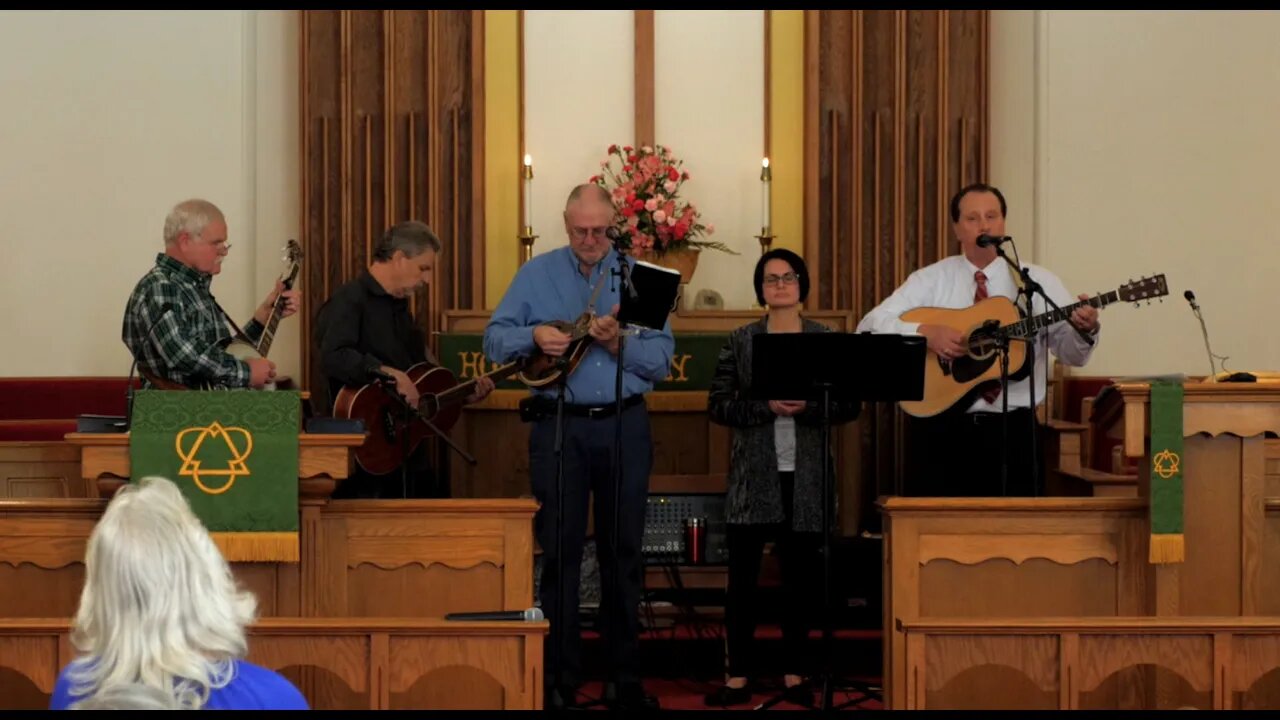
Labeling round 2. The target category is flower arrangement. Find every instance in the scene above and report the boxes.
[589,144,737,258]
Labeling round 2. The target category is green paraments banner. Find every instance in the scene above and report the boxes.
[436,333,729,391]
[129,390,300,562]
[1148,380,1185,564]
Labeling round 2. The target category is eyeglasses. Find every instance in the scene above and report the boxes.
[570,227,609,240]
[763,272,798,287]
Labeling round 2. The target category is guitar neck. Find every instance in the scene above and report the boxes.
[435,360,524,405]
[255,306,286,357]
[1005,290,1117,338]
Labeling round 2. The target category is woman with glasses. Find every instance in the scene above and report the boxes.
[703,249,860,708]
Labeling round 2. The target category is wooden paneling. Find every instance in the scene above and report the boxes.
[0,444,85,499]
[0,618,545,711]
[0,498,534,622]
[805,10,989,520]
[900,618,1280,710]
[301,11,484,410]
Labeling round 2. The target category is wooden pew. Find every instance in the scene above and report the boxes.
[0,498,537,619]
[897,617,1280,710]
[0,617,546,710]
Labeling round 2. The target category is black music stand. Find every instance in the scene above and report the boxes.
[750,332,925,711]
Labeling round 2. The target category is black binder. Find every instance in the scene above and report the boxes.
[617,260,681,331]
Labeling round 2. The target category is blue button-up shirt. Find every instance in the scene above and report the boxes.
[484,245,674,404]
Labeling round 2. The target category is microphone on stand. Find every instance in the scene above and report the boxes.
[976,234,1012,248]
[444,607,544,622]
[1184,290,1224,382]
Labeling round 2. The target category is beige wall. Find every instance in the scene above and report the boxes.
[0,10,300,380]
[990,10,1280,377]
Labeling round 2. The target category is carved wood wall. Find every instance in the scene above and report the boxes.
[300,10,484,408]
[804,10,989,522]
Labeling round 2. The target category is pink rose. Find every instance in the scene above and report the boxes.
[654,210,667,223]
[644,198,659,212]
[663,180,677,194]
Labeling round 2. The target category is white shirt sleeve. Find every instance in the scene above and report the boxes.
[1033,266,1099,367]
[855,266,940,336]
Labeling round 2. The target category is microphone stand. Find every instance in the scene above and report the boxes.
[606,245,635,703]
[547,364,573,709]
[992,240,1090,496]
[371,377,477,472]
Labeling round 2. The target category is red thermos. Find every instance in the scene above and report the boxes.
[685,517,706,565]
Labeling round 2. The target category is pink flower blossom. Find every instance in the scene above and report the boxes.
[663,179,677,194]
[654,210,667,223]
[644,198,659,212]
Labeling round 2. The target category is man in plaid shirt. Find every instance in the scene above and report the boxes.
[122,199,300,389]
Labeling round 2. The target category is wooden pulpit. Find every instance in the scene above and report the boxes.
[1091,382,1280,616]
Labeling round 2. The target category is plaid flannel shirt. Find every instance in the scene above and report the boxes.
[122,254,263,389]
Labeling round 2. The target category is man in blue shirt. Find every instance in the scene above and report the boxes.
[485,184,673,711]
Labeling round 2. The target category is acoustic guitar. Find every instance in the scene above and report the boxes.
[140,240,303,391]
[898,273,1168,418]
[333,359,524,475]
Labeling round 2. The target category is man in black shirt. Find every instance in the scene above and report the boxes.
[314,221,494,498]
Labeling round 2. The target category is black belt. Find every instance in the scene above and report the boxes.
[562,394,645,419]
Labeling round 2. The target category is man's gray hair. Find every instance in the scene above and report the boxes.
[163,199,224,245]
[565,183,612,211]
[372,220,441,261]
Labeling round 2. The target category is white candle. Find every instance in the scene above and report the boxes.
[761,157,771,234]
[523,154,533,230]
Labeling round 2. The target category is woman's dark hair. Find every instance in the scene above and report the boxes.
[753,248,810,306]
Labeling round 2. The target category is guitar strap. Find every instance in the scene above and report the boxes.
[585,270,609,317]
[211,295,257,348]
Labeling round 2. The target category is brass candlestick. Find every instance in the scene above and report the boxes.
[756,230,775,254]
[519,227,539,265]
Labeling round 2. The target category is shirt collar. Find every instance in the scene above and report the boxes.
[964,254,1006,278]
[359,269,391,298]
[155,253,210,289]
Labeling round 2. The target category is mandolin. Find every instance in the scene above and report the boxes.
[515,271,611,388]
[897,273,1168,417]
[334,359,524,475]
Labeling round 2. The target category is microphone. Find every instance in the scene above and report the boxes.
[1183,289,1221,381]
[124,303,175,430]
[605,226,639,301]
[444,607,544,622]
[976,234,1012,248]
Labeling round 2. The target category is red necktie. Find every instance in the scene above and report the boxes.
[974,270,1002,404]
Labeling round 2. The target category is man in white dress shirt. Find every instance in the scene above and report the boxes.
[856,183,1101,497]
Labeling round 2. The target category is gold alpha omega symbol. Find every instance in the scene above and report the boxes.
[175,421,253,495]
[1152,449,1180,480]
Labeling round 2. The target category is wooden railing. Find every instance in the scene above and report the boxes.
[898,617,1280,710]
[0,617,546,710]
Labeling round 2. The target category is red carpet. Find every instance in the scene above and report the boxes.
[572,678,884,711]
